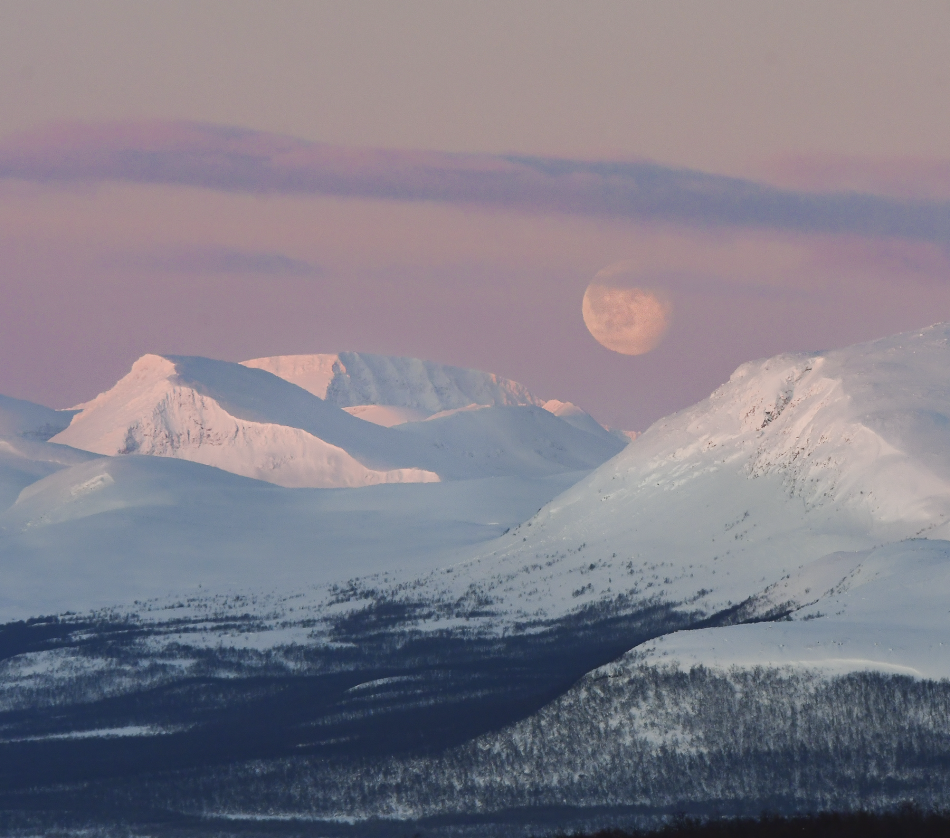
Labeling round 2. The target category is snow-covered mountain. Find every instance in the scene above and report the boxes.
[50,353,624,488]
[245,352,617,434]
[4,326,950,833]
[399,323,950,627]
[242,351,544,412]
[51,354,438,488]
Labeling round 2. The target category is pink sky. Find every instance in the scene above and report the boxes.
[2,4,950,430]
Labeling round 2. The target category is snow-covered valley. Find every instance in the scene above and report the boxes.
[2,332,950,835]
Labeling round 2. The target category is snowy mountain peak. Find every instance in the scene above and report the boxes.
[238,354,337,401]
[242,352,544,412]
[541,399,586,418]
[51,354,440,488]
[48,353,623,489]
[673,325,950,527]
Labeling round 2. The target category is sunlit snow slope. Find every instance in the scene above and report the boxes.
[52,354,623,488]
[52,355,436,488]
[387,324,950,673]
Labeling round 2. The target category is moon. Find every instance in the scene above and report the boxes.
[582,283,672,355]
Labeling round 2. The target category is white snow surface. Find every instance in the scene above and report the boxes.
[51,354,619,488]
[0,452,587,621]
[343,404,433,426]
[0,394,75,441]
[242,352,543,411]
[621,539,950,681]
[240,354,338,401]
[51,355,438,488]
[0,395,96,510]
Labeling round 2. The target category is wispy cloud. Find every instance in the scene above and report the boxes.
[2,121,949,244]
[105,245,322,278]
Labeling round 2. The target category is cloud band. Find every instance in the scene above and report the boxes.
[2,121,949,243]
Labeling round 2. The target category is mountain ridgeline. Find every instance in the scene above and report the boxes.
[50,353,623,487]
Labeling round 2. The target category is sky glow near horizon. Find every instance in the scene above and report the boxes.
[3,2,950,430]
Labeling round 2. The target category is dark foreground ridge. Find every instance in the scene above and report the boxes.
[568,808,950,838]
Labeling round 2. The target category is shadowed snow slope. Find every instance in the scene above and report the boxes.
[0,395,96,510]
[542,398,612,437]
[0,453,587,620]
[394,403,624,479]
[242,352,543,410]
[0,394,75,441]
[51,355,623,487]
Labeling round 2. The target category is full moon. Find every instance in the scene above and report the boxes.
[582,283,672,355]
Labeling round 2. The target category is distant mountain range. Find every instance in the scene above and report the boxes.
[243,351,545,411]
[49,352,622,488]
[1,332,949,835]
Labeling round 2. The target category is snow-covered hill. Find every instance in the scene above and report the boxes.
[0,393,75,441]
[16,324,950,670]
[0,394,96,509]
[0,454,585,620]
[51,354,623,488]
[630,538,950,679]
